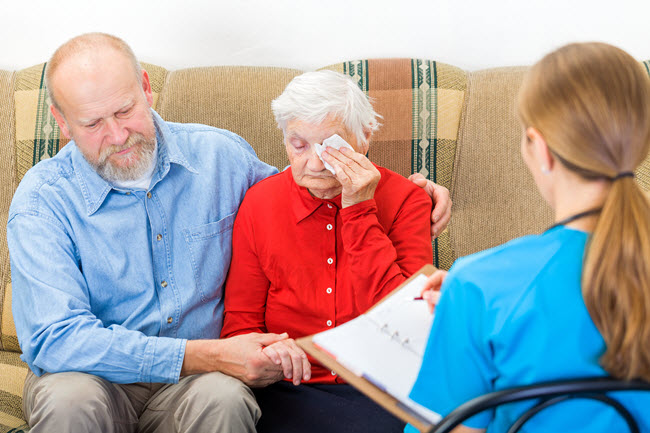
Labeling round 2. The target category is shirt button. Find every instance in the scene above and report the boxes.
[327,204,333,209]
[326,287,332,294]
[331,370,336,375]
[126,192,131,195]
[327,320,332,327]
[327,258,333,265]
[326,224,333,231]
[167,317,173,324]
[147,192,152,199]
[161,280,168,288]
[156,234,162,241]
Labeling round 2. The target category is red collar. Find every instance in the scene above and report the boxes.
[286,169,341,223]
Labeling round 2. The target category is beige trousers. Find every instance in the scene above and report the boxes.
[23,370,261,433]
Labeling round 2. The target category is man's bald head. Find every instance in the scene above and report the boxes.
[45,33,142,113]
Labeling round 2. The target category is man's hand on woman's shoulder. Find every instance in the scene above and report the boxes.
[408,173,451,239]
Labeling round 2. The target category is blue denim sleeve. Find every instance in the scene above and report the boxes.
[8,212,185,384]
[407,268,495,429]
[232,134,278,187]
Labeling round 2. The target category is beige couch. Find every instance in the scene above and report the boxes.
[0,57,649,432]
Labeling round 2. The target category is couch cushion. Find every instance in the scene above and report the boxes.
[0,70,17,355]
[452,67,554,259]
[0,284,18,354]
[321,59,467,270]
[0,351,28,432]
[156,66,300,172]
[638,60,650,192]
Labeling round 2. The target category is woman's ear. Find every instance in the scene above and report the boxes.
[360,129,372,155]
[527,127,554,173]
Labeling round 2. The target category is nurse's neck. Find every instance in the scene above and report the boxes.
[552,174,610,233]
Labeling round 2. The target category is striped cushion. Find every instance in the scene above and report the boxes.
[0,352,28,432]
[14,62,167,185]
[320,59,466,270]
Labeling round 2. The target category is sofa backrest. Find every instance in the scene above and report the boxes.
[0,70,16,355]
[0,58,649,356]
[452,67,552,258]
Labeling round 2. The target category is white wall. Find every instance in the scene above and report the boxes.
[1,0,648,72]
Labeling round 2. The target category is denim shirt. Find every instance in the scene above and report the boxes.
[7,110,277,384]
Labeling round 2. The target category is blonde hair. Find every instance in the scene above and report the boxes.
[518,42,650,381]
[44,33,141,113]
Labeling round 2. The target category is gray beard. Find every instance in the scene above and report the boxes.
[82,132,157,183]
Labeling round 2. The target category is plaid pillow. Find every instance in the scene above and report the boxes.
[320,59,467,270]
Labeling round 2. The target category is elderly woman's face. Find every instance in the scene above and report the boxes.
[284,114,363,199]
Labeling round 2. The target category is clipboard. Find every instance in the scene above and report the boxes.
[297,264,437,433]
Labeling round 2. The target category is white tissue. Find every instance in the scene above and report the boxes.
[312,134,355,175]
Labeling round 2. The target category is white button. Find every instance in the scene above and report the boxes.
[326,287,332,294]
[327,258,333,265]
[326,224,333,231]
[327,320,332,326]
[331,371,336,376]
[327,204,333,209]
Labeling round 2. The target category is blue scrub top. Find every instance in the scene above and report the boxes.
[406,226,650,433]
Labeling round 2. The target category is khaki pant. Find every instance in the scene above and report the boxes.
[23,370,261,433]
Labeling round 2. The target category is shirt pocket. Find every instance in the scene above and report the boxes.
[182,212,235,302]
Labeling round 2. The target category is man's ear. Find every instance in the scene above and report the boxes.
[527,127,554,172]
[50,105,71,139]
[141,69,154,107]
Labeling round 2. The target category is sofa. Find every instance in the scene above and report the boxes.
[0,57,648,431]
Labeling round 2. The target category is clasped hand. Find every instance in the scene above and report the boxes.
[262,338,312,385]
[322,147,380,208]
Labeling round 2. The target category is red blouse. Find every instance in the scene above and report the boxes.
[221,165,433,383]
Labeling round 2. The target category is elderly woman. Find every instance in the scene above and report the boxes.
[220,70,434,432]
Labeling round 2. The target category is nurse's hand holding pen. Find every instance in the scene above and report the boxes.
[419,270,448,313]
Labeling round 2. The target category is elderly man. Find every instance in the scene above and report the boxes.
[220,70,434,432]
[8,33,284,433]
[8,33,450,432]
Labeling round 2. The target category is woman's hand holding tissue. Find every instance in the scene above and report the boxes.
[322,146,381,208]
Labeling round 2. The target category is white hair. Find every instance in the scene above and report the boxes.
[271,70,381,145]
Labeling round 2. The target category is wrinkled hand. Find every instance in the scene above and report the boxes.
[184,333,289,388]
[408,173,451,239]
[420,270,448,314]
[262,338,312,385]
[322,147,380,208]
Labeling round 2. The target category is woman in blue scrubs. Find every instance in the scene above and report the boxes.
[406,42,650,433]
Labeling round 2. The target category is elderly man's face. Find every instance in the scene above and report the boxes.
[50,48,156,183]
[284,115,365,199]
